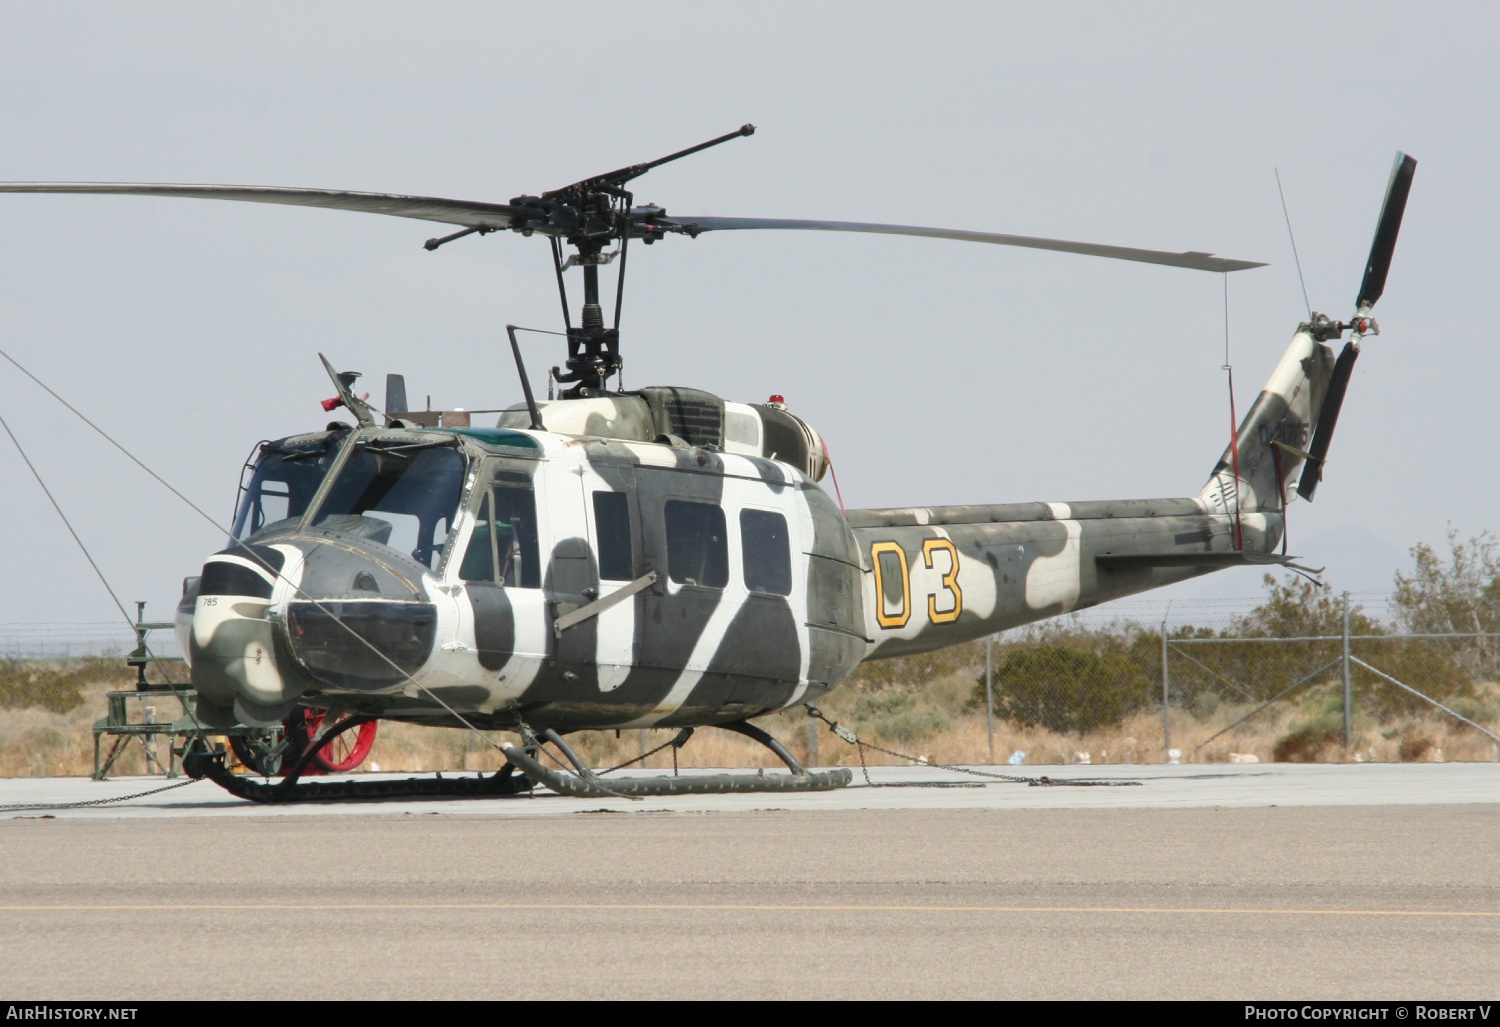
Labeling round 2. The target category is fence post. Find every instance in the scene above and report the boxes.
[1161,610,1171,757]
[985,635,995,764]
[1342,590,1353,753]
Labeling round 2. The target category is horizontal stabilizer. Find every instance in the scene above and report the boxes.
[1096,551,1323,576]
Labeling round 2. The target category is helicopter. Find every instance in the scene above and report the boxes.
[0,128,1415,800]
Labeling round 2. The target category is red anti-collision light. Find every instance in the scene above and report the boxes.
[768,394,784,405]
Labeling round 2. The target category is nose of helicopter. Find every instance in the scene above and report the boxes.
[189,535,439,718]
[187,542,295,719]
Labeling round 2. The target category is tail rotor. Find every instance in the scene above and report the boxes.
[1296,152,1417,501]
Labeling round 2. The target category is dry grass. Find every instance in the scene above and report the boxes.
[0,666,174,778]
[3,661,1497,779]
[360,674,1500,774]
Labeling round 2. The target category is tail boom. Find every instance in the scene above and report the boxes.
[848,499,1283,659]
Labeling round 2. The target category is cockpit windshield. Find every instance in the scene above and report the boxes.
[232,437,341,543]
[311,439,466,569]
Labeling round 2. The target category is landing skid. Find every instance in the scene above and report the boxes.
[185,752,535,803]
[182,713,535,804]
[183,716,851,803]
[512,720,852,798]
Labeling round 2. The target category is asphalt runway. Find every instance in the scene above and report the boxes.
[2,766,1498,999]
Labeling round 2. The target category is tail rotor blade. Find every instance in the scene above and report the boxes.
[1296,342,1360,500]
[1355,153,1417,312]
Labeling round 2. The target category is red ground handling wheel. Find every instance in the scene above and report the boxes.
[286,708,379,773]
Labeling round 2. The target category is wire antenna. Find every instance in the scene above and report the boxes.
[1275,168,1313,319]
[1222,273,1243,552]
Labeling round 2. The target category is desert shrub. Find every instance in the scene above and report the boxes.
[981,645,1151,734]
[846,690,951,742]
[847,640,986,691]
[1352,641,1474,718]
[1185,689,1222,719]
[1446,692,1499,725]
[1273,720,1342,762]
[1393,529,1500,679]
[0,659,87,714]
[26,726,66,749]
[1397,733,1434,761]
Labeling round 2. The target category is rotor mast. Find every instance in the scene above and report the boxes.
[542,124,757,395]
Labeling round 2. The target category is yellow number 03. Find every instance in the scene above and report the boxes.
[922,538,962,624]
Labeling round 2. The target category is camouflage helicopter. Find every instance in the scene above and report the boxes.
[0,129,1415,800]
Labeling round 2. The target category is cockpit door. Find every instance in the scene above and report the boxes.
[453,467,550,676]
[578,466,640,691]
[551,460,641,691]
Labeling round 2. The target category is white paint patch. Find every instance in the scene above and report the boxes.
[1262,331,1318,403]
[958,542,1002,621]
[596,662,631,693]
[239,632,283,703]
[1046,502,1071,520]
[1025,519,1082,612]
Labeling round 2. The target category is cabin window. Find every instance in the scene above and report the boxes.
[740,508,792,596]
[664,500,728,588]
[459,475,540,588]
[592,491,634,581]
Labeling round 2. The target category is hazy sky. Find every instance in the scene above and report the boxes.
[1,1,1495,626]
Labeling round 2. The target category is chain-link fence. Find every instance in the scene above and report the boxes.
[0,614,187,777]
[962,590,1500,767]
[3,586,1499,777]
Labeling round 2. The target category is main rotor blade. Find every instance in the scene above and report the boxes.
[1355,152,1417,312]
[672,216,1265,272]
[0,183,529,230]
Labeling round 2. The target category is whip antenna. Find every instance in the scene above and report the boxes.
[1275,168,1313,320]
